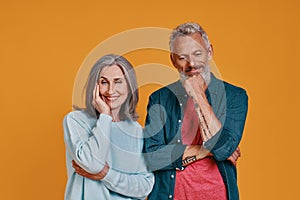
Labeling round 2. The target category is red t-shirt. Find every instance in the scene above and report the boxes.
[174,97,227,200]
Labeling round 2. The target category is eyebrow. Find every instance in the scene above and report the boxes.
[175,49,205,55]
[99,76,124,81]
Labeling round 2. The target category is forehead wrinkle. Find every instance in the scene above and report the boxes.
[99,66,125,81]
[173,39,205,55]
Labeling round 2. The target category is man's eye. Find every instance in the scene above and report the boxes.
[101,81,108,84]
[178,56,186,60]
[116,81,122,84]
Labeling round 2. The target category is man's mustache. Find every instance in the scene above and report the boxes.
[184,65,205,73]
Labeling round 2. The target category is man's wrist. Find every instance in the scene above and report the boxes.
[182,155,197,166]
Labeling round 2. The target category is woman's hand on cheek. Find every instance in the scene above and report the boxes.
[92,84,111,115]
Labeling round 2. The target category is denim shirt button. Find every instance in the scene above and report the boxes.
[178,119,181,123]
[171,174,174,178]
[169,195,173,198]
[177,139,181,143]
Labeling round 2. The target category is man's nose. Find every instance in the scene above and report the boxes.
[186,56,196,67]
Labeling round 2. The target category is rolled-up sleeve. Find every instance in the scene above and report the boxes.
[204,88,248,161]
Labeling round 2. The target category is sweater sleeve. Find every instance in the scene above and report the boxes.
[102,169,154,199]
[102,124,154,199]
[63,112,112,173]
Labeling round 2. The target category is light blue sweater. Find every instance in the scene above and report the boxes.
[63,110,154,200]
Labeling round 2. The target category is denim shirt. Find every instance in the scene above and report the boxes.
[143,73,248,200]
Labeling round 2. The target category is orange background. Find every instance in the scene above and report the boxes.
[1,0,299,199]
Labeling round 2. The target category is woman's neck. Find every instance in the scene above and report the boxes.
[111,109,120,122]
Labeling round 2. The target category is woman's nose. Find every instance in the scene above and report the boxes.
[107,84,115,94]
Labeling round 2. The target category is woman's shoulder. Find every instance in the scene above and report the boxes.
[114,120,143,137]
[130,121,144,139]
[65,110,86,119]
[64,110,95,125]
[130,120,142,129]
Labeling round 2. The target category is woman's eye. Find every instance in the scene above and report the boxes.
[178,56,186,60]
[116,80,122,84]
[100,80,108,84]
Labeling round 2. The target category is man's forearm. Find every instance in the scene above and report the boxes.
[193,92,222,142]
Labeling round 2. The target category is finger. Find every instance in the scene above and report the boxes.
[72,160,78,168]
[233,151,239,157]
[92,84,97,101]
[233,151,240,160]
[95,84,100,100]
[227,156,237,166]
[73,165,81,172]
[230,151,238,161]
[75,167,87,176]
[229,155,237,162]
[237,147,241,157]
[233,149,240,158]
[235,147,240,154]
[76,170,85,176]
[230,158,237,165]
[72,161,84,173]
[74,167,81,173]
[232,160,237,166]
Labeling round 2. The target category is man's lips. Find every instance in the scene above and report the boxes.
[188,68,199,73]
[185,68,201,75]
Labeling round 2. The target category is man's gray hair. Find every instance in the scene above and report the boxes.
[169,22,211,52]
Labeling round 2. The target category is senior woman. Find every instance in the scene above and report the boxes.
[63,54,154,200]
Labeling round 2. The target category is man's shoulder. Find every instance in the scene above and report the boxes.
[223,80,247,96]
[209,74,247,97]
[150,81,181,96]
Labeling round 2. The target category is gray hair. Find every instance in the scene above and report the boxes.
[169,22,211,52]
[82,54,139,120]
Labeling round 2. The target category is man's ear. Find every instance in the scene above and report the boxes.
[208,44,214,60]
[170,54,177,68]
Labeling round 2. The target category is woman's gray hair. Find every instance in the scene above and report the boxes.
[81,54,139,120]
[169,22,211,52]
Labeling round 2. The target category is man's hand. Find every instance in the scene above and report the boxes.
[72,160,110,181]
[183,145,201,160]
[227,147,241,166]
[182,146,241,166]
[182,75,222,142]
[182,74,207,101]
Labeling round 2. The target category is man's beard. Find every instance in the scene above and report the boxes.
[180,65,211,85]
